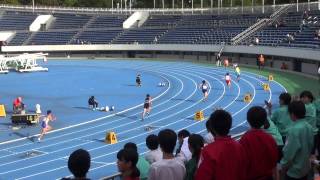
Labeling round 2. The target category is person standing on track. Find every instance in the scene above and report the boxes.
[142,94,152,121]
[235,66,241,82]
[38,110,55,142]
[136,74,141,87]
[225,73,231,89]
[199,80,209,101]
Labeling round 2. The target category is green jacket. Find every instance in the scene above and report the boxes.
[305,103,317,134]
[270,106,292,137]
[184,157,197,180]
[137,156,150,180]
[314,99,320,128]
[280,119,313,178]
[264,119,284,146]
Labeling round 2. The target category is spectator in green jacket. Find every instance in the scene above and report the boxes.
[267,92,292,143]
[184,134,204,180]
[280,101,314,180]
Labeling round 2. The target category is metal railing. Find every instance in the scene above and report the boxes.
[0,2,319,15]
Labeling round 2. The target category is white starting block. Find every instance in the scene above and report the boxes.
[158,82,166,87]
[96,105,115,112]
[35,104,41,114]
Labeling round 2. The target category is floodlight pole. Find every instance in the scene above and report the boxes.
[211,0,213,9]
[262,0,264,13]
[252,0,254,13]
[129,0,132,12]
[296,0,298,12]
[154,0,156,9]
[32,0,35,13]
[173,0,174,8]
[192,0,193,14]
[182,0,184,12]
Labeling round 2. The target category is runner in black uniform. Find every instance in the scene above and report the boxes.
[142,94,152,121]
[136,74,141,87]
[199,80,209,101]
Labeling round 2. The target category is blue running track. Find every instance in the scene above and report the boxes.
[0,60,286,180]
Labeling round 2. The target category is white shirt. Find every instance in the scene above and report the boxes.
[204,133,214,144]
[226,75,231,81]
[145,148,163,164]
[148,158,186,180]
[318,66,320,74]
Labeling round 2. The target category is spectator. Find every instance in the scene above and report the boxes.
[318,65,320,82]
[253,37,259,45]
[185,134,204,180]
[145,134,162,164]
[124,142,150,180]
[267,92,293,143]
[62,149,91,180]
[280,101,313,180]
[13,97,24,114]
[239,106,278,180]
[203,120,214,144]
[281,62,288,70]
[175,129,191,161]
[300,91,317,155]
[117,148,140,180]
[195,110,247,180]
[88,96,98,110]
[314,96,320,158]
[148,129,186,180]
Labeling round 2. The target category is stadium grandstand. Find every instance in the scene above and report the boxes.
[0,0,319,180]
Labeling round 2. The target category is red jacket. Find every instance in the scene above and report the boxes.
[195,136,247,180]
[239,129,278,180]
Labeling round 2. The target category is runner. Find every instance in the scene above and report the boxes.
[225,73,231,89]
[136,74,141,87]
[142,94,152,121]
[38,110,56,142]
[199,80,209,101]
[235,66,241,82]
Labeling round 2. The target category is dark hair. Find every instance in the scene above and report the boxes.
[47,110,52,115]
[146,94,150,98]
[279,92,291,105]
[124,142,138,152]
[117,148,140,178]
[188,134,204,163]
[288,101,306,119]
[177,129,190,139]
[146,134,159,150]
[202,80,205,84]
[158,129,177,154]
[208,110,232,136]
[247,106,267,129]
[205,120,211,131]
[68,149,90,178]
[226,73,229,75]
[300,90,314,103]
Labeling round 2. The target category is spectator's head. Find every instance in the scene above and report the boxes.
[300,90,314,103]
[158,129,177,154]
[123,142,138,152]
[205,120,212,134]
[117,148,140,178]
[279,92,291,105]
[146,134,159,151]
[188,134,204,163]
[288,101,306,121]
[247,106,267,129]
[68,149,90,178]
[177,129,190,144]
[208,110,232,136]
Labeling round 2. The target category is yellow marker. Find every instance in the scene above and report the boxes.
[268,75,274,81]
[0,104,6,117]
[105,131,118,144]
[194,111,205,121]
[244,93,252,103]
[262,83,270,91]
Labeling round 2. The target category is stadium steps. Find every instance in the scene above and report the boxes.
[110,30,126,44]
[23,32,36,45]
[68,16,97,44]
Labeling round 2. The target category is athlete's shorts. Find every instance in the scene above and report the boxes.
[202,89,208,94]
[144,103,150,109]
[226,80,231,85]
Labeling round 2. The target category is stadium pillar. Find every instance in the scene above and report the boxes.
[242,0,244,13]
[154,0,156,9]
[252,0,254,13]
[162,0,165,10]
[211,0,213,9]
[182,0,184,11]
[262,0,264,13]
[296,0,299,12]
[192,0,194,14]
